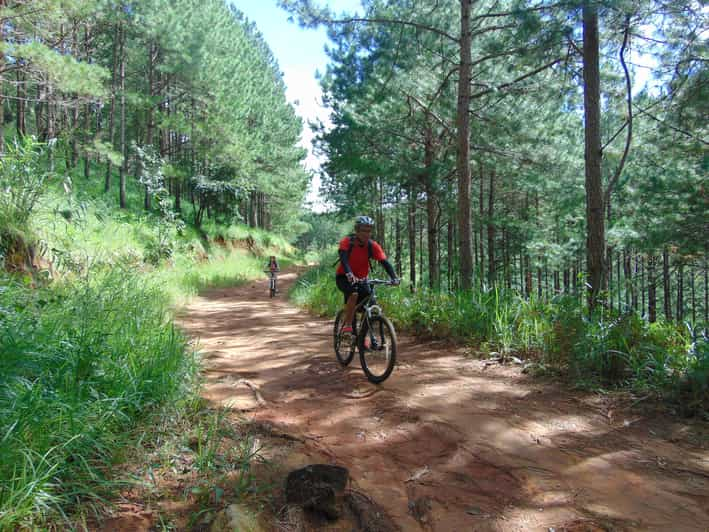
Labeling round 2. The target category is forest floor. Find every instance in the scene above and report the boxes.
[106,267,709,531]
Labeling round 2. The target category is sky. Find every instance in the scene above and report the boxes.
[228,0,363,210]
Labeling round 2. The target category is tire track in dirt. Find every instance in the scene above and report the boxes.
[178,268,709,531]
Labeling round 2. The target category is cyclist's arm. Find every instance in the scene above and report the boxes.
[379,258,397,281]
[339,249,354,276]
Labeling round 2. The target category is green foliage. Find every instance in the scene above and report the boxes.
[10,41,108,97]
[289,256,342,317]
[0,270,197,528]
[0,137,53,226]
[295,212,348,253]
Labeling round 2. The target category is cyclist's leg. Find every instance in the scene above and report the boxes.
[335,275,357,331]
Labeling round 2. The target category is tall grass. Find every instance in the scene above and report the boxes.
[0,269,197,528]
[291,261,707,413]
[157,247,273,305]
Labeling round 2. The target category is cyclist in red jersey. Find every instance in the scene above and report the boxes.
[336,216,399,338]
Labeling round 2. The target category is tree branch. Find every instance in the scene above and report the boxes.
[316,16,457,43]
[470,56,564,99]
[604,15,633,207]
[402,91,454,137]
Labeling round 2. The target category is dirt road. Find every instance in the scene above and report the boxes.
[179,269,709,531]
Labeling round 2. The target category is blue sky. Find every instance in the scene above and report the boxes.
[229,1,363,208]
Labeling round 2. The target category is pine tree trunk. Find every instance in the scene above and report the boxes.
[0,90,4,154]
[16,70,26,137]
[623,250,631,308]
[174,179,181,212]
[537,265,542,299]
[119,23,127,209]
[71,103,79,168]
[35,81,45,139]
[582,1,605,310]
[632,253,639,310]
[487,168,495,285]
[249,190,257,227]
[609,247,614,311]
[544,261,549,299]
[0,79,4,155]
[106,24,119,193]
[68,23,78,167]
[146,42,156,147]
[423,133,439,288]
[640,254,645,316]
[160,73,168,158]
[408,185,417,290]
[456,0,473,290]
[505,230,511,290]
[83,25,91,179]
[395,207,402,276]
[84,103,90,179]
[525,256,532,298]
[690,265,696,324]
[0,18,4,154]
[447,212,454,291]
[479,165,485,286]
[648,254,657,323]
[418,214,424,286]
[573,261,579,297]
[615,252,623,312]
[261,192,266,229]
[554,270,560,294]
[378,178,385,248]
[704,256,709,323]
[663,247,672,321]
[676,263,684,321]
[47,86,55,172]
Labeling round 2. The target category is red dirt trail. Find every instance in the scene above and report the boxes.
[178,269,709,532]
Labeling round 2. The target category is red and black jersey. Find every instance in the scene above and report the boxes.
[336,236,386,278]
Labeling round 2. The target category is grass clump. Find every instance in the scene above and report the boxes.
[0,269,197,529]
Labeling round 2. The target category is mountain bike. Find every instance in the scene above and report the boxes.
[333,279,398,384]
[264,270,278,298]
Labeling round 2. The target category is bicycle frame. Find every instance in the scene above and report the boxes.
[352,279,389,336]
[265,270,278,297]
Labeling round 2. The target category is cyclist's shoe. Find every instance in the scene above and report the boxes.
[363,336,371,350]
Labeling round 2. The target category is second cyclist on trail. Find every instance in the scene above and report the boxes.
[335,216,399,340]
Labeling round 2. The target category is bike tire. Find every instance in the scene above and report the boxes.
[334,310,355,366]
[359,315,397,384]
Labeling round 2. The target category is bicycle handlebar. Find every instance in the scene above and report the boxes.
[353,277,398,286]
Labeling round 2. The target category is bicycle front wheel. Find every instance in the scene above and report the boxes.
[359,316,397,383]
[333,310,355,366]
[270,278,276,298]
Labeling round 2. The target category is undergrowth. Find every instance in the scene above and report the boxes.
[291,259,708,416]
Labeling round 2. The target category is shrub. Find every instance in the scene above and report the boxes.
[0,136,52,226]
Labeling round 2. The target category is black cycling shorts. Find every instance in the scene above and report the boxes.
[335,274,371,304]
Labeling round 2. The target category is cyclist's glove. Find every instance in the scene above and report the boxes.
[346,272,356,284]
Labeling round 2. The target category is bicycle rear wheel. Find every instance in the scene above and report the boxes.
[270,278,276,298]
[333,310,355,366]
[359,316,397,383]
